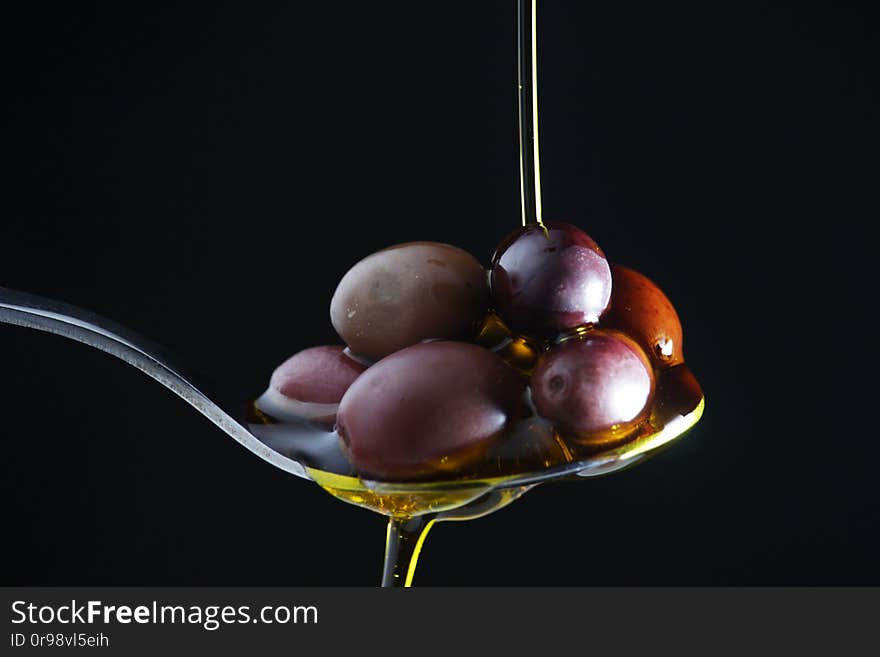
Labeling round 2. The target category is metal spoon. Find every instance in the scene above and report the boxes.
[0,285,311,480]
[0,286,702,494]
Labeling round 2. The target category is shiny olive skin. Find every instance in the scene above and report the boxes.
[336,341,525,480]
[489,221,612,336]
[601,264,684,368]
[270,345,366,403]
[330,242,489,361]
[530,330,654,441]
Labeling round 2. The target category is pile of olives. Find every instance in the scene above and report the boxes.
[262,222,685,481]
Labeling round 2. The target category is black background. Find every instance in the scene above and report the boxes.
[2,1,877,585]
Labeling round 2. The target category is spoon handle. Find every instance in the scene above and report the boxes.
[0,286,310,480]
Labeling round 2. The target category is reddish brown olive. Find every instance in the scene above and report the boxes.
[602,264,684,368]
[330,242,489,361]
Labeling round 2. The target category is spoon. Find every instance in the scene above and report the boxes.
[2,285,703,586]
[0,285,702,492]
[0,285,311,480]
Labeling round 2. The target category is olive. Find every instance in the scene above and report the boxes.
[602,264,684,368]
[258,345,366,423]
[330,242,489,361]
[336,341,525,480]
[531,330,654,443]
[490,221,612,336]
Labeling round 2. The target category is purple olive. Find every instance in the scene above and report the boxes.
[490,221,612,336]
[531,330,654,443]
[258,346,366,422]
[330,242,489,361]
[336,341,525,480]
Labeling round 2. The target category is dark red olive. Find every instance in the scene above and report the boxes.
[330,242,489,361]
[489,221,612,336]
[259,346,366,422]
[531,330,654,443]
[271,345,366,403]
[336,341,525,480]
[601,264,684,368]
